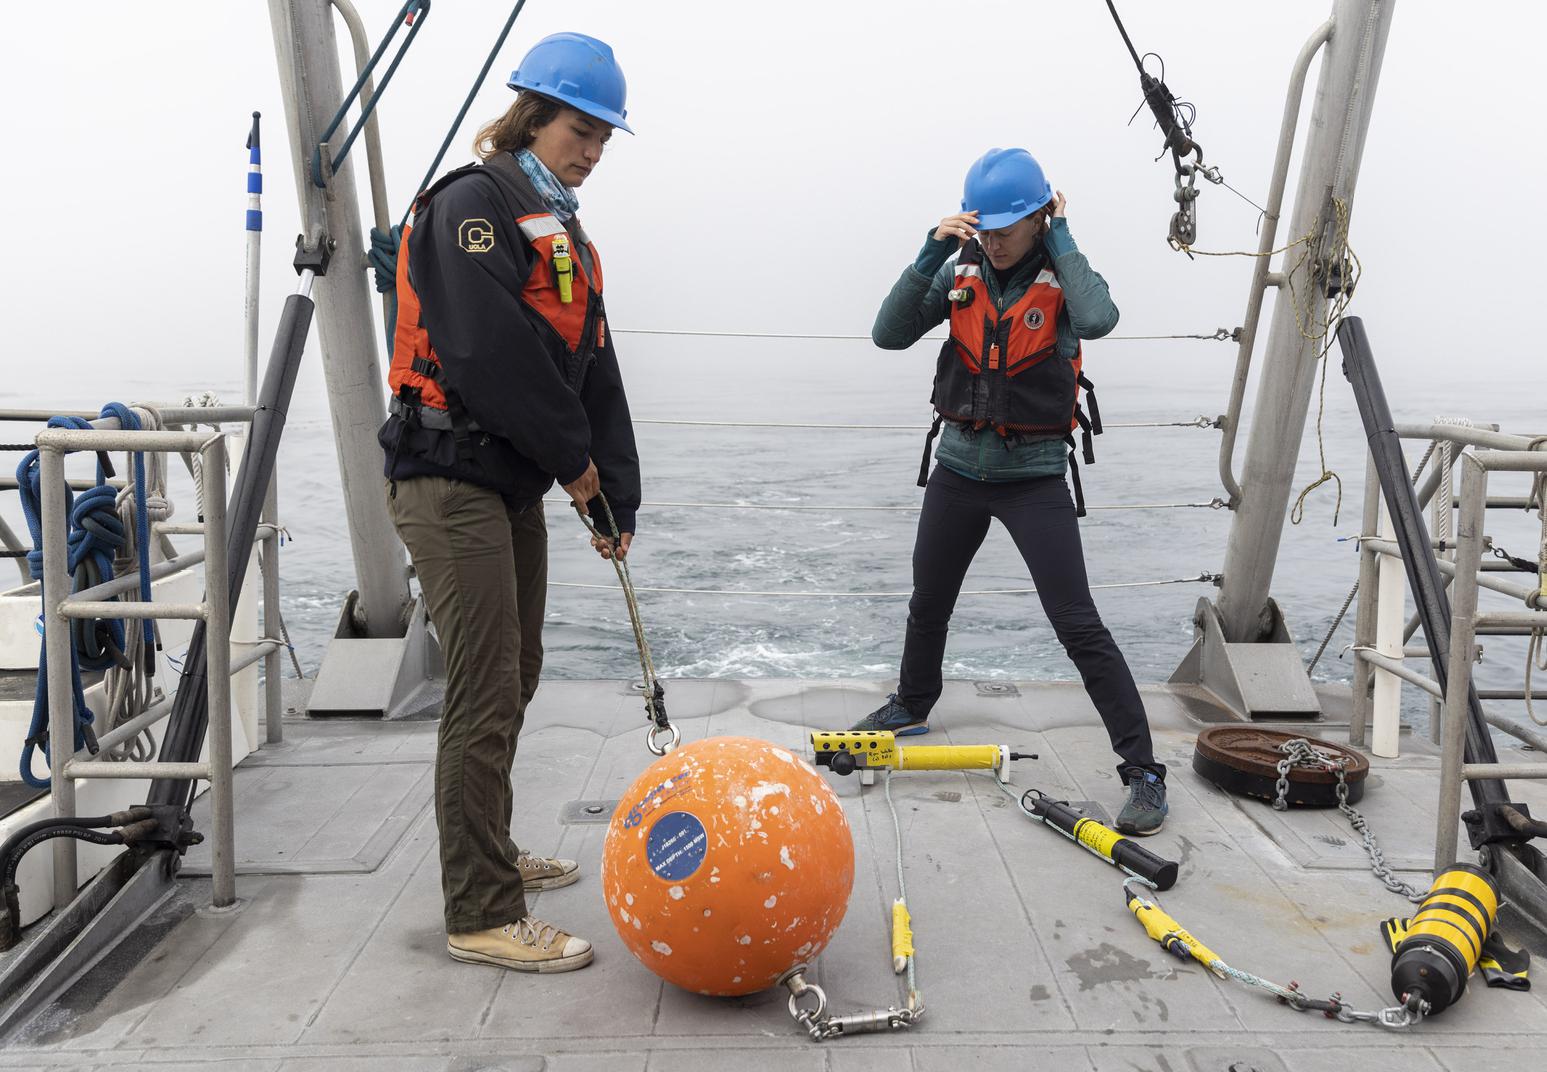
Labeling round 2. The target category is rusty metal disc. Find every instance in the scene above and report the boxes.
[1192,726,1368,808]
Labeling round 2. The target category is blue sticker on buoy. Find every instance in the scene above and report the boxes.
[647,810,707,881]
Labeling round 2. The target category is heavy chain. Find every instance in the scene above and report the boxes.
[1274,739,1425,902]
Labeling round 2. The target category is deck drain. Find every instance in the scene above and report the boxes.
[974,681,1020,697]
[559,799,620,825]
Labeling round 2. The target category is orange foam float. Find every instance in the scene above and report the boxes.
[602,735,855,996]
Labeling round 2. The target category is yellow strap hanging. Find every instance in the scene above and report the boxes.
[891,898,913,973]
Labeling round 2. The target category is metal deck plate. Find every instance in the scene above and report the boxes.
[3,679,1545,1071]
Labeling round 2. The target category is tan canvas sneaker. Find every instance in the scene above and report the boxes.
[518,852,580,891]
[447,916,593,973]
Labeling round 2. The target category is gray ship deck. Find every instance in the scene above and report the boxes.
[5,679,1547,1071]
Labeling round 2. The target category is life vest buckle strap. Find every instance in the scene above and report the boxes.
[1064,435,1088,518]
[918,414,945,488]
[1078,373,1102,435]
[409,356,440,381]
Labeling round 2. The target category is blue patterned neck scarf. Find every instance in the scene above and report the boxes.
[514,148,580,222]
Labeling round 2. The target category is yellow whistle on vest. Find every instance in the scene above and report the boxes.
[551,234,574,304]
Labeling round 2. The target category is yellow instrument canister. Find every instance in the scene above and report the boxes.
[1389,863,1498,1015]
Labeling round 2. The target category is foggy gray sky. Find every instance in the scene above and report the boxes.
[1,1,1543,405]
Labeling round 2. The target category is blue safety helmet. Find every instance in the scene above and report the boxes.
[962,148,1052,231]
[508,32,633,134]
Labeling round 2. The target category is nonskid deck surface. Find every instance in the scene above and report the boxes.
[5,679,1547,1071]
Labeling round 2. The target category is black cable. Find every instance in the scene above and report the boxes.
[3,826,125,891]
[1105,0,1145,71]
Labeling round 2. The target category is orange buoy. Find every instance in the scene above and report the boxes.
[602,735,854,996]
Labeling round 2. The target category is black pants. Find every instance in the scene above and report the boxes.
[897,466,1163,778]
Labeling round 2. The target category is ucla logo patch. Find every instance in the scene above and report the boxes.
[457,218,495,253]
[1024,308,1045,330]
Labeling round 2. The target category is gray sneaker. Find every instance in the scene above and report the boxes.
[1116,768,1168,836]
[850,694,929,737]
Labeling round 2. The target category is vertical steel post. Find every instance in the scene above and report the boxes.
[41,448,78,910]
[262,475,283,745]
[1430,440,1455,742]
[1434,454,1487,871]
[266,0,409,637]
[1214,0,1397,643]
[1349,451,1381,746]
[1371,499,1404,757]
[201,439,237,908]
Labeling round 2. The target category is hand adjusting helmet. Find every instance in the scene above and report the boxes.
[508,32,633,133]
[962,148,1051,230]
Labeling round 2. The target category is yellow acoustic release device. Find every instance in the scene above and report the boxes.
[810,731,1027,784]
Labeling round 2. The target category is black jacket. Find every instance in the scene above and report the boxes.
[379,159,641,534]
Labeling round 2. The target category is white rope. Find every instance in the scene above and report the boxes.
[613,327,1234,343]
[630,416,1218,431]
[546,573,1216,599]
[542,497,1225,514]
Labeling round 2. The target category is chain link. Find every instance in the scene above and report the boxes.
[1273,740,1425,902]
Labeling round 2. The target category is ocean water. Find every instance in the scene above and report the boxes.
[9,332,1546,732]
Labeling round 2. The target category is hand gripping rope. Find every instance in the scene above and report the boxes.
[573,495,678,755]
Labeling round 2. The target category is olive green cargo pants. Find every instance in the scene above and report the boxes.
[388,476,546,933]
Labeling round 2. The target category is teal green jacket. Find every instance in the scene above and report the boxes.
[873,217,1119,481]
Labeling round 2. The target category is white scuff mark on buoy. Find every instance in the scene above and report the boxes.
[633,917,643,930]
[769,747,795,765]
[732,976,742,984]
[733,795,747,809]
[764,895,777,909]
[793,941,814,958]
[779,845,796,870]
[669,885,685,900]
[809,795,824,815]
[738,934,752,945]
[625,893,634,906]
[770,806,780,816]
[750,782,790,807]
[709,875,720,883]
[652,941,674,956]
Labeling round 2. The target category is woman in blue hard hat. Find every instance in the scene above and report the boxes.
[854,148,1169,835]
[379,32,638,973]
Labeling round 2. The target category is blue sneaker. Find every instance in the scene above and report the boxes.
[851,694,930,737]
[1116,768,1168,836]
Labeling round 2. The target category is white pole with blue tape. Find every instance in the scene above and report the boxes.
[244,111,263,407]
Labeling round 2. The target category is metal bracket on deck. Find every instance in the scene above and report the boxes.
[306,593,441,719]
[1170,596,1322,720]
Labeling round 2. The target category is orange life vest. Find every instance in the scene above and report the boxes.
[922,239,1102,512]
[387,156,606,437]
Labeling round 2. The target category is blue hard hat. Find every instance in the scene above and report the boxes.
[508,32,633,133]
[962,148,1052,230]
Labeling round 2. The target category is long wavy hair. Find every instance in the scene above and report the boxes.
[473,91,561,160]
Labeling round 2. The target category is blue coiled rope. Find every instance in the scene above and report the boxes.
[14,404,153,787]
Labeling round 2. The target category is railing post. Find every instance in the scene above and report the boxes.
[1430,438,1456,743]
[200,437,237,908]
[1434,454,1488,872]
[262,474,283,745]
[41,447,78,910]
[1371,499,1405,758]
[1350,451,1382,747]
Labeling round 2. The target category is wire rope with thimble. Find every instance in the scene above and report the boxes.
[573,494,678,755]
